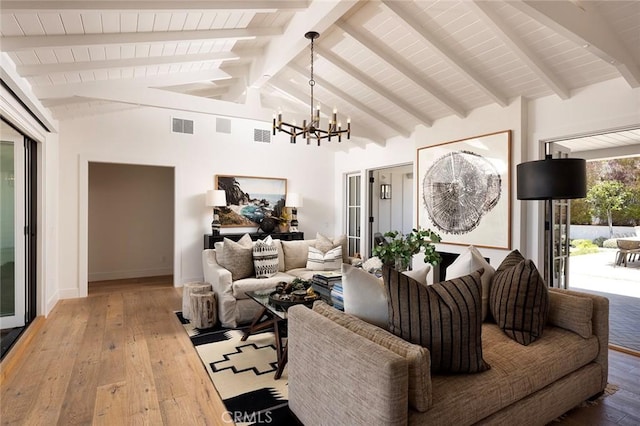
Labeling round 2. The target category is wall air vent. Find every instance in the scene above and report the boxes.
[254,129,271,143]
[216,117,231,134]
[172,118,194,134]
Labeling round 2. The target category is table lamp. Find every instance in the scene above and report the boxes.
[206,189,227,235]
[285,193,303,232]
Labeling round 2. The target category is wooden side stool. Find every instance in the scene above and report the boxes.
[190,291,217,329]
[182,282,212,320]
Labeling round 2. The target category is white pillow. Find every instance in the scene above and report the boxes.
[446,246,495,321]
[402,265,431,286]
[306,246,342,271]
[342,264,388,329]
[253,236,279,278]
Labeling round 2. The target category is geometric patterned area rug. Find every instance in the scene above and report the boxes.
[175,312,300,425]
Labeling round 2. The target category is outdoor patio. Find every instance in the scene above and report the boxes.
[569,249,640,353]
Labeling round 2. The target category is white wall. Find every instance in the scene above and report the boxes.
[336,98,526,270]
[88,162,174,281]
[57,106,337,297]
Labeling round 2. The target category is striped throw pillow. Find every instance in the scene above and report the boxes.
[306,246,342,271]
[253,236,279,278]
[490,250,549,346]
[383,266,489,374]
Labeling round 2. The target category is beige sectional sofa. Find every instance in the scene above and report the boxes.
[288,288,609,425]
[202,237,345,328]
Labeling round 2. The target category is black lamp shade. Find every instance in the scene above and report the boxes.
[517,158,587,200]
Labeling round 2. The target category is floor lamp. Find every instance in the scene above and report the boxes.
[517,155,586,287]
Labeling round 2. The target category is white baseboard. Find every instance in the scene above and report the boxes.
[88,267,173,282]
[45,290,59,316]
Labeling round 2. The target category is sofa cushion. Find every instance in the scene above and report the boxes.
[411,323,599,425]
[548,290,593,338]
[253,236,279,278]
[221,234,254,280]
[315,233,349,263]
[282,240,315,270]
[342,263,388,328]
[446,245,494,321]
[383,266,489,374]
[312,301,432,412]
[306,246,342,271]
[490,250,549,346]
[403,265,431,286]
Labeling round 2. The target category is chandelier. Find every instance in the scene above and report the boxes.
[272,31,351,146]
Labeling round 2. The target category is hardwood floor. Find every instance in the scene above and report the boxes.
[0,276,229,425]
[1,275,639,425]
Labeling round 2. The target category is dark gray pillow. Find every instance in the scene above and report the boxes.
[383,266,489,374]
[490,250,549,346]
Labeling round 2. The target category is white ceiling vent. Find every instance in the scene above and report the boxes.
[172,118,193,135]
[254,129,271,143]
[216,117,231,134]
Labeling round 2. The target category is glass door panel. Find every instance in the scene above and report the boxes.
[346,174,361,257]
[0,129,26,329]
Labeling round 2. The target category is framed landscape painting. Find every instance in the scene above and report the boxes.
[417,130,511,249]
[215,175,287,227]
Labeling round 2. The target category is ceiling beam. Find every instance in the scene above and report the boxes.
[0,1,309,12]
[247,0,360,90]
[512,0,640,88]
[288,63,412,138]
[268,77,387,147]
[1,27,281,51]
[56,86,273,121]
[382,0,509,107]
[17,51,240,76]
[336,19,467,119]
[468,1,570,100]
[33,68,231,98]
[316,45,433,127]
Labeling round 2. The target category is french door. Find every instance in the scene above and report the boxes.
[547,143,572,289]
[0,134,26,328]
[345,173,361,257]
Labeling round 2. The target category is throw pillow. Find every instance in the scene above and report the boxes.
[253,236,279,279]
[221,234,254,280]
[306,246,342,271]
[446,246,495,321]
[490,250,549,346]
[281,240,314,270]
[383,265,489,374]
[342,264,388,328]
[315,232,349,263]
[402,265,431,286]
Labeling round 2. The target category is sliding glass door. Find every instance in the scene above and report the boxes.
[0,128,26,329]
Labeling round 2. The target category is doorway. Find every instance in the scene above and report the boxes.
[545,125,640,354]
[1,120,37,360]
[88,162,174,289]
[367,163,413,256]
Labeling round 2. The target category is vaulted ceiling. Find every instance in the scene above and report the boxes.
[1,1,639,149]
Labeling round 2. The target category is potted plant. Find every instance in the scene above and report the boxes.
[372,228,442,271]
[277,211,291,232]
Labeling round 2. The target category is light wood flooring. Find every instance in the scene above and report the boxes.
[1,276,639,425]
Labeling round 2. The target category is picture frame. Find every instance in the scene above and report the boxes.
[215,175,287,227]
[417,130,511,249]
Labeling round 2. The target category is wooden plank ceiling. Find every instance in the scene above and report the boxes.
[1,0,639,149]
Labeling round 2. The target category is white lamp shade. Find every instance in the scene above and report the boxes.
[286,192,303,208]
[206,189,227,207]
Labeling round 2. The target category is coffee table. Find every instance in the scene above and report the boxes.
[242,290,318,379]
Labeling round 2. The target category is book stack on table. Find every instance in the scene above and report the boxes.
[330,282,344,311]
[311,272,342,307]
